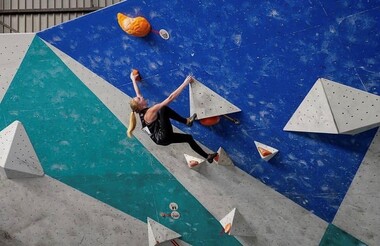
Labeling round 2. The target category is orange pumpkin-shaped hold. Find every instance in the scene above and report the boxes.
[117,13,151,37]
[200,116,221,126]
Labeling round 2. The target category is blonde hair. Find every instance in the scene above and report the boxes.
[127,99,140,138]
[127,111,136,138]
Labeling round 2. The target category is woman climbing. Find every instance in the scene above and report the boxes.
[127,70,217,163]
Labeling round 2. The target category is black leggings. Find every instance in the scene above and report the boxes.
[154,106,208,159]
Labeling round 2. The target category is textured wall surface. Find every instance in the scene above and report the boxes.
[37,0,379,222]
[1,1,379,245]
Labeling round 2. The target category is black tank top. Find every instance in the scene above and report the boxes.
[138,108,161,143]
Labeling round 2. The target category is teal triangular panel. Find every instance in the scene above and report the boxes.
[0,36,240,245]
[319,224,368,246]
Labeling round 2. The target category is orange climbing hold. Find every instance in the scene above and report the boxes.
[132,69,142,81]
[200,116,221,126]
[188,160,199,168]
[117,13,151,37]
[213,154,219,162]
[258,147,272,157]
[224,223,232,234]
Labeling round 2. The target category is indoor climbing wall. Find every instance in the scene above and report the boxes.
[36,0,379,222]
[1,0,379,245]
[0,35,239,246]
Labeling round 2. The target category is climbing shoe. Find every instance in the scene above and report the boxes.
[207,153,218,163]
[186,113,197,126]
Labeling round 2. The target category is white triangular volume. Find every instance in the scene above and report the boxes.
[219,208,254,237]
[0,121,44,179]
[189,78,241,120]
[283,79,338,134]
[254,141,279,161]
[320,78,380,135]
[215,147,234,166]
[184,154,204,170]
[0,33,35,103]
[219,208,235,232]
[156,240,191,246]
[284,78,380,135]
[147,217,181,246]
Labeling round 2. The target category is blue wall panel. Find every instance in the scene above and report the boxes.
[37,0,380,222]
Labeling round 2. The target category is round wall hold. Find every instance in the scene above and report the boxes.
[159,29,170,40]
[171,211,180,219]
[169,202,178,211]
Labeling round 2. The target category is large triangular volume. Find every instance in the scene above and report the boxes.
[0,33,35,102]
[147,217,181,246]
[0,121,44,179]
[283,79,338,134]
[189,78,241,120]
[284,78,380,135]
[184,154,204,170]
[219,208,254,237]
[320,78,380,135]
[215,147,234,166]
[254,141,278,161]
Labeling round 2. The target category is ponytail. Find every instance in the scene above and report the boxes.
[127,111,137,138]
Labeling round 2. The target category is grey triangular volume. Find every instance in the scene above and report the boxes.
[320,78,380,135]
[219,208,235,231]
[189,78,241,120]
[219,208,254,237]
[254,141,279,161]
[284,79,338,134]
[147,217,181,246]
[216,147,234,166]
[184,154,204,170]
[229,208,254,237]
[0,121,44,179]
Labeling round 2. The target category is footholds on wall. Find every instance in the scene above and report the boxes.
[171,211,180,219]
[169,202,178,211]
[159,29,170,40]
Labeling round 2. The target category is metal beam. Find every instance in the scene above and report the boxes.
[0,7,101,15]
[0,20,19,33]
